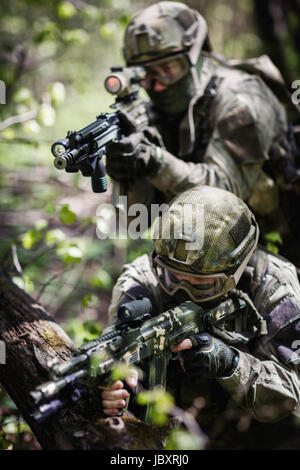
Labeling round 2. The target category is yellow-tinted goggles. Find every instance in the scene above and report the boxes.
[152,254,234,303]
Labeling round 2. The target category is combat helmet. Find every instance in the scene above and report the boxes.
[152,186,259,303]
[123,1,210,67]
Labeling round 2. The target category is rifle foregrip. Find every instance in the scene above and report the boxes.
[91,159,107,193]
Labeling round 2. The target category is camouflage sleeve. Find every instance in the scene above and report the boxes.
[217,347,299,422]
[218,251,300,422]
[148,75,287,202]
[148,142,260,202]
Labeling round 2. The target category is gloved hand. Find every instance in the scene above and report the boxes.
[172,332,239,379]
[106,111,163,182]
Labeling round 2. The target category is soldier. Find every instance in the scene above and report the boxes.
[106,1,300,265]
[101,186,300,449]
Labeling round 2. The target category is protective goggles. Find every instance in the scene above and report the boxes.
[152,255,234,303]
[140,52,191,89]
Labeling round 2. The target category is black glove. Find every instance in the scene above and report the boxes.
[179,332,239,379]
[106,111,162,182]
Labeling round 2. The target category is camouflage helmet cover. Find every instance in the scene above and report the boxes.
[152,185,259,302]
[123,1,209,65]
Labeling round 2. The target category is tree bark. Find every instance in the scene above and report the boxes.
[0,268,167,450]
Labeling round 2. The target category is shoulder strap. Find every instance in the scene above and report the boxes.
[252,248,269,294]
[178,74,222,157]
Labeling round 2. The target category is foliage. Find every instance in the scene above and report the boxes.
[0,0,135,450]
[136,389,175,426]
[111,364,138,382]
[264,231,283,255]
[165,429,206,450]
[0,387,40,450]
[63,317,103,346]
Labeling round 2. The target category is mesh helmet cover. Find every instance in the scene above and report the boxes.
[123,1,208,65]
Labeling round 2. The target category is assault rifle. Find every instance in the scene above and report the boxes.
[51,66,150,193]
[30,295,252,423]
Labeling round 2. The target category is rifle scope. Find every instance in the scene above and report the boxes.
[104,66,146,97]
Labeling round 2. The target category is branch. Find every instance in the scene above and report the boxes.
[11,244,23,275]
[36,270,66,301]
[0,138,51,146]
[0,109,38,132]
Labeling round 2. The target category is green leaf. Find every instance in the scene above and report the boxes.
[1,128,15,140]
[21,229,43,249]
[16,104,31,115]
[57,244,83,264]
[12,87,32,104]
[89,269,112,290]
[62,29,89,45]
[136,389,174,426]
[80,216,95,227]
[165,430,205,450]
[34,21,58,43]
[38,103,56,127]
[23,119,40,134]
[12,275,34,294]
[82,320,103,336]
[83,5,104,22]
[59,204,76,225]
[111,364,136,382]
[118,14,132,27]
[266,242,279,254]
[45,202,56,215]
[137,389,174,411]
[45,228,66,246]
[0,432,11,450]
[81,294,98,308]
[62,318,103,347]
[99,22,117,39]
[48,82,66,106]
[57,1,77,18]
[34,219,48,231]
[89,350,108,378]
[264,231,283,245]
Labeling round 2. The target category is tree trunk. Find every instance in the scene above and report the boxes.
[0,268,167,450]
[253,0,300,88]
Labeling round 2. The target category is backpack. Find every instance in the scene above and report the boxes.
[213,53,300,193]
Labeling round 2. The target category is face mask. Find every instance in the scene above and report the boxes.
[146,54,203,117]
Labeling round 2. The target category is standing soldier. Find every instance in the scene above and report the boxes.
[106,1,300,265]
[101,185,300,449]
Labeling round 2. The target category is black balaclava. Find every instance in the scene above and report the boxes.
[147,54,204,117]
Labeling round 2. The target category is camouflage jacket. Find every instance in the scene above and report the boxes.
[108,248,300,424]
[126,54,288,217]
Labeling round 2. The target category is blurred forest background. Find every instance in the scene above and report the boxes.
[0,0,300,450]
